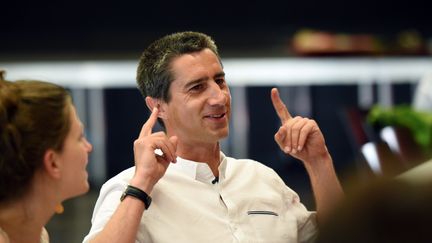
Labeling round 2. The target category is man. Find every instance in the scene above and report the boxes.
[84,31,343,243]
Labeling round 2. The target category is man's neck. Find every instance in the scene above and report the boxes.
[176,141,221,177]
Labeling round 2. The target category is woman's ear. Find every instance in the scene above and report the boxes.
[145,96,167,119]
[43,150,62,179]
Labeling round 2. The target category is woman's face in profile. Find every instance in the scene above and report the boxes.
[56,104,93,199]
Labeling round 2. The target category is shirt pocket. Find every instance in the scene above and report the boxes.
[245,208,295,242]
[247,210,279,216]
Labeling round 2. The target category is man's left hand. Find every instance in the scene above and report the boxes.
[271,88,329,164]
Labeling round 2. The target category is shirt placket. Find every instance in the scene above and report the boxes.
[216,183,244,242]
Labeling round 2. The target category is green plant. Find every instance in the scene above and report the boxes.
[367,105,432,149]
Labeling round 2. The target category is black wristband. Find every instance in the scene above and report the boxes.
[120,185,152,209]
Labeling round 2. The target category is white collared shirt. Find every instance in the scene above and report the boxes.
[83,152,317,243]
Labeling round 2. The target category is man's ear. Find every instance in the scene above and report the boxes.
[145,96,167,119]
[43,150,62,179]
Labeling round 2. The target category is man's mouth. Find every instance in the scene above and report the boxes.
[204,113,226,119]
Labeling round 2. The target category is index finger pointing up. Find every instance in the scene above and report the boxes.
[139,107,159,138]
[271,88,292,123]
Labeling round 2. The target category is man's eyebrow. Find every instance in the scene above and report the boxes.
[184,77,207,89]
[214,72,225,79]
[184,71,226,89]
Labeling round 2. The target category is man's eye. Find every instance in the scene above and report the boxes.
[216,79,225,86]
[190,84,204,91]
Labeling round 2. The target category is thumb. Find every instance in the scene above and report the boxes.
[277,126,286,140]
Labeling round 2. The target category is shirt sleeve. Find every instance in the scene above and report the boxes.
[82,179,127,243]
[273,169,318,243]
[297,211,318,243]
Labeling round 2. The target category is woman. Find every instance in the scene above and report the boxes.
[0,70,93,243]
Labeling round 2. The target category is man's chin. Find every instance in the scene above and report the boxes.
[216,130,229,140]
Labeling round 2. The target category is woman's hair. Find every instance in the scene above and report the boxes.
[0,71,72,202]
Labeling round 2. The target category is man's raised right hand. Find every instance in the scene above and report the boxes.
[129,107,177,194]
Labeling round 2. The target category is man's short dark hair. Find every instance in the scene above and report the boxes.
[136,31,220,103]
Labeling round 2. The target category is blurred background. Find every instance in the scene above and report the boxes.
[2,0,432,242]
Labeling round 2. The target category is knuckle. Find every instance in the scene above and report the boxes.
[292,122,302,130]
[133,139,142,146]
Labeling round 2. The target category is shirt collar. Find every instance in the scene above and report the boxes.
[169,152,228,184]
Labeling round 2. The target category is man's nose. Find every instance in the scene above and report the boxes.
[208,83,227,105]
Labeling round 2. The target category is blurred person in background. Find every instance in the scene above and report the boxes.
[404,72,432,184]
[0,70,93,243]
[316,178,432,243]
[413,72,432,112]
[84,31,343,243]
[319,71,432,243]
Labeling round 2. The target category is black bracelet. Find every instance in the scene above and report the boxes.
[120,185,152,209]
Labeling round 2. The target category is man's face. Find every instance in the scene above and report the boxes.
[160,48,231,146]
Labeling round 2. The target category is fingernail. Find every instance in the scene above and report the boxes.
[298,146,302,151]
[292,149,297,154]
[284,146,291,153]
